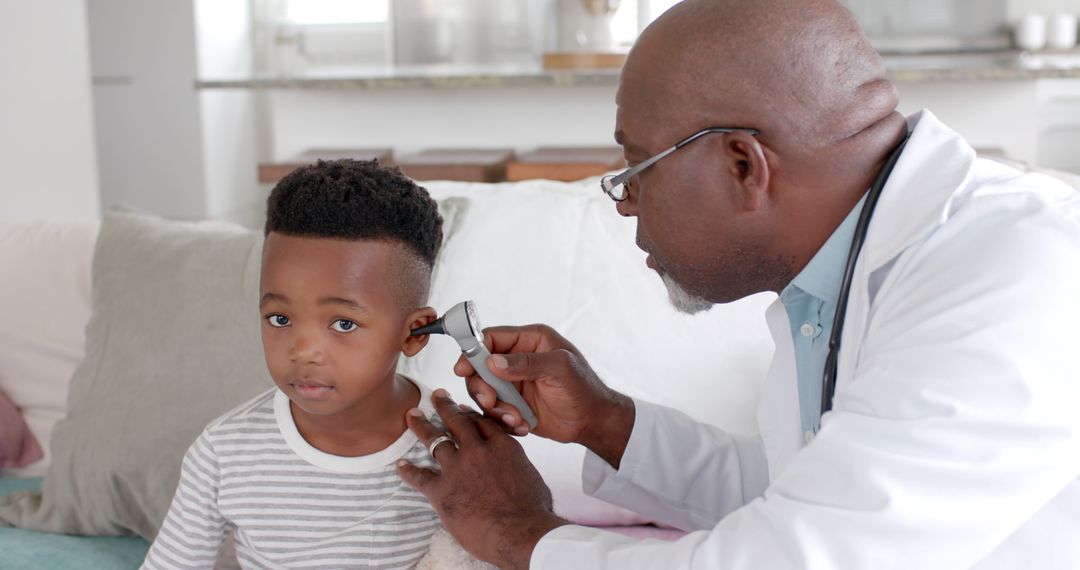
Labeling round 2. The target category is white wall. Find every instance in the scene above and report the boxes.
[1009,0,1080,20]
[194,0,261,226]
[895,81,1041,164]
[88,0,207,219]
[267,85,618,161]
[1037,79,1080,173]
[262,79,1061,170]
[896,79,1080,172]
[208,1,1080,223]
[0,0,100,221]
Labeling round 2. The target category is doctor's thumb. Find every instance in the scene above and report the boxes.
[488,353,537,380]
[489,350,575,384]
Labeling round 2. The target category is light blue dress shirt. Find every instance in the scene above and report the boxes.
[778,194,866,442]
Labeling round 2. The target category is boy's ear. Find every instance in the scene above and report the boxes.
[402,306,438,357]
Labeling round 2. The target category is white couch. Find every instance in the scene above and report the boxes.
[3,167,1078,569]
[0,176,778,532]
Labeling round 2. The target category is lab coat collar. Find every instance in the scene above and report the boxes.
[831,110,977,402]
[861,110,976,271]
[760,110,980,472]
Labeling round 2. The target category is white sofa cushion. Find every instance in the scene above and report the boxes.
[0,220,97,477]
[0,177,777,533]
[403,179,775,525]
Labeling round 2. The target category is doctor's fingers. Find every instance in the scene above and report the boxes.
[458,402,514,440]
[429,389,491,448]
[460,375,529,435]
[451,325,581,379]
[449,328,523,382]
[403,403,464,464]
[487,348,583,385]
[485,324,580,359]
[396,460,442,497]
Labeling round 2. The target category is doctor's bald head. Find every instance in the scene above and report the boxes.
[619,0,898,158]
[613,0,909,305]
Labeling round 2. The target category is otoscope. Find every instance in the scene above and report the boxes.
[411,301,539,430]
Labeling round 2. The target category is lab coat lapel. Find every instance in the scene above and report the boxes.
[759,299,804,478]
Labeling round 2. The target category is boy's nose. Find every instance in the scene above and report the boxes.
[289,336,325,365]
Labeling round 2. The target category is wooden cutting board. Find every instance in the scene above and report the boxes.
[396,148,515,182]
[507,146,625,182]
[258,148,394,184]
[542,52,627,70]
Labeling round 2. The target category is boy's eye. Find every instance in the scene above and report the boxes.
[331,319,357,333]
[267,314,290,328]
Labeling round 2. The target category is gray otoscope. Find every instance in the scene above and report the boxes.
[411,301,539,430]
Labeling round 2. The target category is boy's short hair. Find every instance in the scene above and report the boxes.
[265,159,443,269]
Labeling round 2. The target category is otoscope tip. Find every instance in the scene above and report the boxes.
[410,319,446,337]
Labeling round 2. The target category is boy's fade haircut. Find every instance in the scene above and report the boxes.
[265,159,443,268]
[265,159,443,307]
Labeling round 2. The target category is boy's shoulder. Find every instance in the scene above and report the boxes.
[405,376,444,430]
[202,387,278,437]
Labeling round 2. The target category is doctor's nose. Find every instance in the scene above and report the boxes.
[616,184,639,218]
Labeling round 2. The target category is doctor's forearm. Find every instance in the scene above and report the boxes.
[577,393,636,469]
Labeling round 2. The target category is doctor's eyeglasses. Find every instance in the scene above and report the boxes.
[601,126,761,202]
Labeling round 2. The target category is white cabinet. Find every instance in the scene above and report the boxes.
[1038,80,1080,172]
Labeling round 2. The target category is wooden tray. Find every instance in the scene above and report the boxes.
[258,148,394,184]
[542,52,627,70]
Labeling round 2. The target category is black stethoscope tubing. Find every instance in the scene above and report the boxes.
[820,135,911,416]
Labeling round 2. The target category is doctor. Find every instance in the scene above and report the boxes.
[397,0,1080,567]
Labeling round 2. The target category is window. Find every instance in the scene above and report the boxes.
[254,0,393,72]
[282,0,389,26]
[611,0,683,47]
[644,0,681,21]
[255,0,681,74]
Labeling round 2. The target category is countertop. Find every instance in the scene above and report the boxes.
[196,50,1080,90]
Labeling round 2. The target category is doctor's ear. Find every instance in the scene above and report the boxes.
[402,307,438,356]
[724,131,771,211]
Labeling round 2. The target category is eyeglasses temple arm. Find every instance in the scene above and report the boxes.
[610,145,678,186]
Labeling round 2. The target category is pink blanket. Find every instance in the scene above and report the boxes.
[0,389,43,469]
[603,525,687,541]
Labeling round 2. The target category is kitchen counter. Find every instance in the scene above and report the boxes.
[196,63,621,90]
[884,50,1080,82]
[197,51,1080,90]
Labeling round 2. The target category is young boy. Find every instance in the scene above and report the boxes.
[143,160,449,569]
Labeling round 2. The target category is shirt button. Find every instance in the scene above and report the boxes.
[800,322,815,337]
[805,430,815,444]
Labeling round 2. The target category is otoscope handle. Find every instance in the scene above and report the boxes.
[464,345,539,430]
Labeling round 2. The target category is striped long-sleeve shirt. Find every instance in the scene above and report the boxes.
[142,381,442,570]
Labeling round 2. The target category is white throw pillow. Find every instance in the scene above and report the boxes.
[0,220,98,477]
[402,178,776,526]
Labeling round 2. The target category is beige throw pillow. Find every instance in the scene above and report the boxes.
[0,212,267,538]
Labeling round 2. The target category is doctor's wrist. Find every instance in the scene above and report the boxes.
[579,392,636,470]
[497,511,567,570]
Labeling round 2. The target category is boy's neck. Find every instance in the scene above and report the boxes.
[290,373,420,458]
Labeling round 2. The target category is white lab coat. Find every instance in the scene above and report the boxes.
[531,110,1080,569]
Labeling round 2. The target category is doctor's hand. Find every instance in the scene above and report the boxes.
[397,390,567,570]
[454,324,636,469]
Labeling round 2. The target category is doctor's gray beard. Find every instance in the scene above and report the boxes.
[661,273,715,315]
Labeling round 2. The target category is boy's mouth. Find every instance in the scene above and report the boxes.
[290,379,335,401]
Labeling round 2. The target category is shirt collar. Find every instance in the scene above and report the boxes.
[784,193,867,303]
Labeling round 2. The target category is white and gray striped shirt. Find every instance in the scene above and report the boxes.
[143,381,442,570]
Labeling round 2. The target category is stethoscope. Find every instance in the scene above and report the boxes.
[820,134,910,415]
